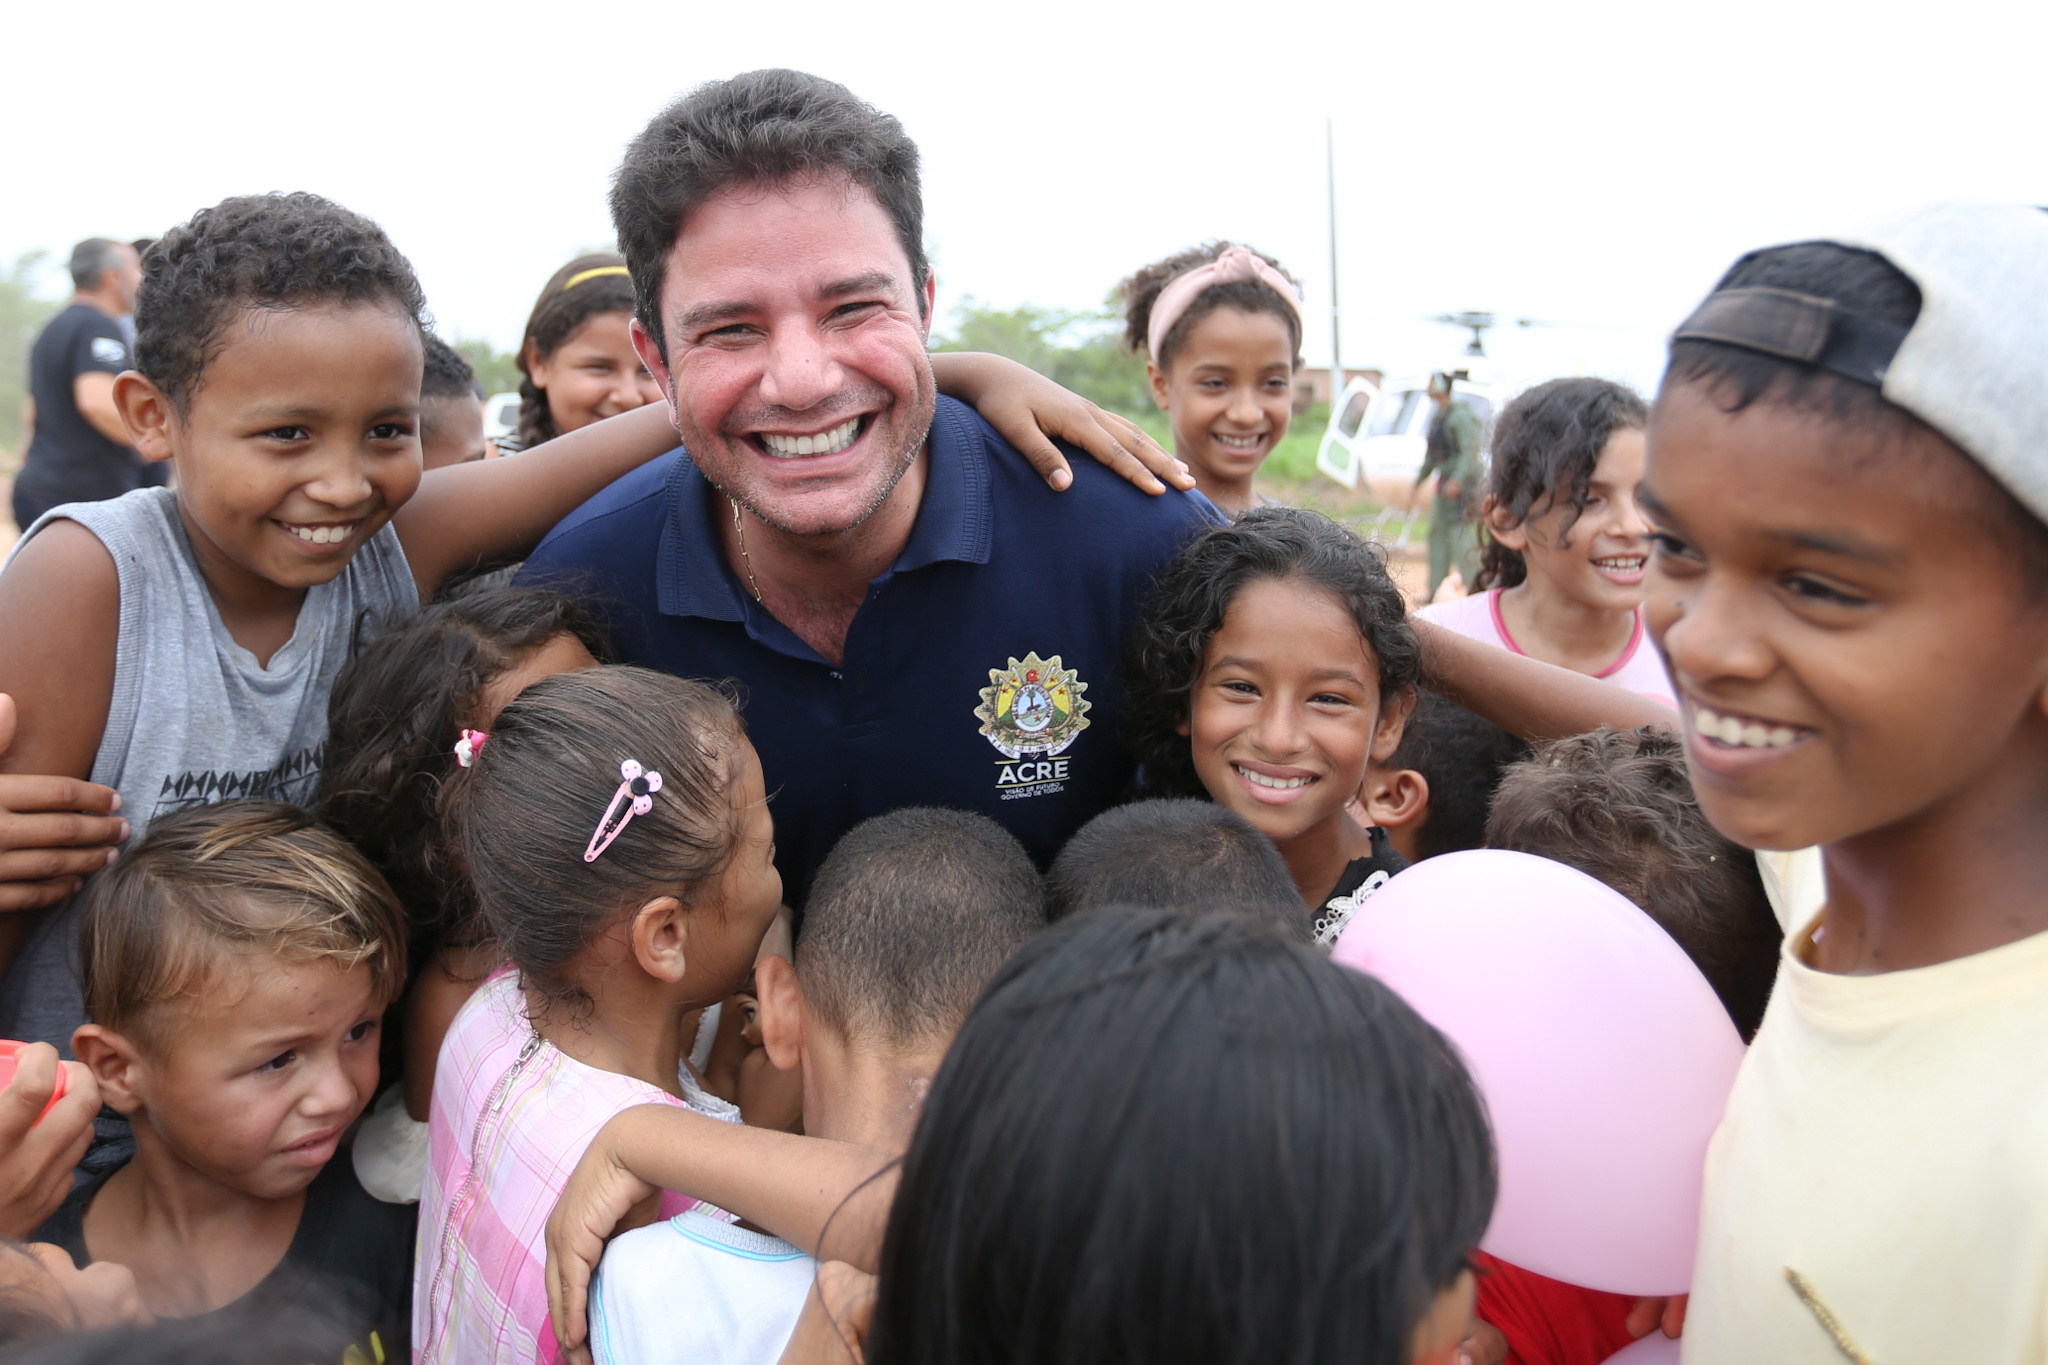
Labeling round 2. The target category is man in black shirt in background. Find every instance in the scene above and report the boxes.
[13,238,148,532]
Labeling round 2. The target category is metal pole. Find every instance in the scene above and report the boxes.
[1326,117,1342,414]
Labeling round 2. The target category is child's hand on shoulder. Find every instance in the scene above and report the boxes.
[545,1106,666,1365]
[0,1043,99,1238]
[0,696,127,912]
[929,352,1193,494]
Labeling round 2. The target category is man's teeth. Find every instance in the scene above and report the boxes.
[760,418,861,459]
[282,522,357,545]
[1236,764,1311,790]
[1594,556,1646,572]
[1693,705,1801,749]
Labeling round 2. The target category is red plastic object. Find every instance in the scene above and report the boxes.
[0,1041,67,1123]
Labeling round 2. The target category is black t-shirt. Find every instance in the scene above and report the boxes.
[1311,825,1411,948]
[35,1153,415,1362]
[18,302,149,506]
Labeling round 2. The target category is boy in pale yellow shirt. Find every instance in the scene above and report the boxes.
[1640,204,2048,1362]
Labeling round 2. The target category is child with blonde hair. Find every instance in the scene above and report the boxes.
[41,802,411,1360]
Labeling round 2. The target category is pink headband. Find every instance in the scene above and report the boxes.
[1145,246,1304,365]
[586,759,663,863]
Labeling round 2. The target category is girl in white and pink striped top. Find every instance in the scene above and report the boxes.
[414,667,783,1365]
[1418,378,1677,710]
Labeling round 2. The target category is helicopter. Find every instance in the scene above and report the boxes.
[1428,310,1561,357]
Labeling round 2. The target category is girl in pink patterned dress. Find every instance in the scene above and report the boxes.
[413,666,782,1365]
[1418,378,1676,708]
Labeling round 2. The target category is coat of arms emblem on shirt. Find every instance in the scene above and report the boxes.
[976,652,1090,759]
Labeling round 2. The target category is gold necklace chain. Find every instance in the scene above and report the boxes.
[730,497,764,604]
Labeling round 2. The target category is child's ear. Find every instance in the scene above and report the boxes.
[1362,768,1430,835]
[71,1025,146,1117]
[628,896,690,984]
[1483,498,1529,552]
[1146,359,1171,412]
[112,373,175,465]
[752,953,804,1073]
[1371,688,1417,765]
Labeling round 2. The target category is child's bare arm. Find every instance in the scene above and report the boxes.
[928,352,1192,495]
[398,356,1194,597]
[0,527,128,952]
[1416,619,1678,743]
[395,403,680,596]
[546,1104,894,1365]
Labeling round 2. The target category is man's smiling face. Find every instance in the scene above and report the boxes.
[636,176,938,537]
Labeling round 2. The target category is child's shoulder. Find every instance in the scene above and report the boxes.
[592,1211,811,1365]
[0,508,124,780]
[1414,588,1500,640]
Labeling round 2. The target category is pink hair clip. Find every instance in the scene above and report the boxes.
[454,729,489,768]
[585,759,663,863]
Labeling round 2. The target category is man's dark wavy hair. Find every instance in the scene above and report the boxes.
[610,68,928,361]
[1124,507,1420,800]
[135,192,426,408]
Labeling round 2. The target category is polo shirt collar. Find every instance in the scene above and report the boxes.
[655,395,994,622]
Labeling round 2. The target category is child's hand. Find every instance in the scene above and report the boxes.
[546,1108,665,1365]
[0,695,127,913]
[0,1045,98,1238]
[777,1261,875,1365]
[930,352,1193,495]
[25,1242,153,1329]
[1626,1293,1687,1338]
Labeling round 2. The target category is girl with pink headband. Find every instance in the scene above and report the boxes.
[1120,242,1306,515]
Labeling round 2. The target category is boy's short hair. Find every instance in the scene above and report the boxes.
[77,802,407,1049]
[611,69,928,358]
[135,192,427,409]
[1486,727,1781,1039]
[796,808,1044,1051]
[1046,799,1304,936]
[1388,693,1529,860]
[421,333,481,404]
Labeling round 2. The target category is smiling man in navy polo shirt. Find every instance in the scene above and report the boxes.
[521,70,1218,906]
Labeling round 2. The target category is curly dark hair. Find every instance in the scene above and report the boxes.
[1125,507,1420,800]
[134,192,426,408]
[513,253,639,449]
[1117,240,1302,372]
[611,69,926,362]
[1473,377,1648,592]
[1486,726,1782,1040]
[317,588,615,959]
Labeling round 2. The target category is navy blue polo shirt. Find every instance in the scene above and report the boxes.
[520,396,1218,908]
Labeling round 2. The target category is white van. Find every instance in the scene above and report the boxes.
[1315,370,1499,497]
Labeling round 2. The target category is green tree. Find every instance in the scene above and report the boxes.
[454,334,523,398]
[932,296,1152,421]
[0,252,60,458]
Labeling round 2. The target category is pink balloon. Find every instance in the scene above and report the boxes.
[1331,850,1745,1296]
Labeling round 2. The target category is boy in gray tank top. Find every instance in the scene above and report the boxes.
[0,192,691,1058]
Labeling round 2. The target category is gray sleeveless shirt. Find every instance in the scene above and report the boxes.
[0,488,417,1052]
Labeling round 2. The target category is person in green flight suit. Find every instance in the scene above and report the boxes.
[1414,371,1485,596]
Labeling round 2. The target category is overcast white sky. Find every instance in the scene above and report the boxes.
[5,0,2043,400]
